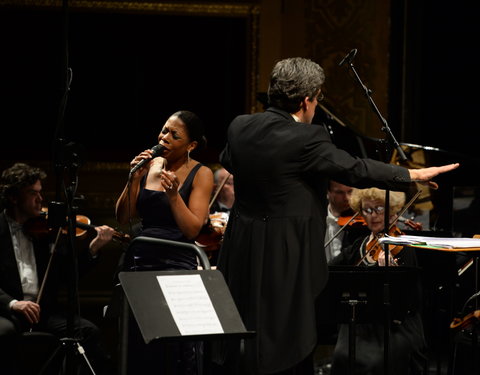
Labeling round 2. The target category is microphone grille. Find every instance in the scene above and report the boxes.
[151,144,165,157]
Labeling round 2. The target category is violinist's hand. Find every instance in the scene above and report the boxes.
[89,225,115,256]
[409,163,459,189]
[377,251,398,267]
[12,300,40,324]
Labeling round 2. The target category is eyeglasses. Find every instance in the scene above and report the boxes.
[361,206,385,216]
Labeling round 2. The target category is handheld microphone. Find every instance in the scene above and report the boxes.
[129,144,166,175]
[338,49,358,67]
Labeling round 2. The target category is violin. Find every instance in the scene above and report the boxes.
[450,310,480,331]
[337,214,367,227]
[325,211,368,250]
[398,217,423,231]
[195,211,229,253]
[24,209,130,244]
[364,225,405,263]
[195,171,232,257]
[354,189,425,266]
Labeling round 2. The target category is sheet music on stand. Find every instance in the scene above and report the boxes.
[119,269,253,344]
[378,235,480,251]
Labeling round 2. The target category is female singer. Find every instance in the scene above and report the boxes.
[116,110,213,271]
[330,187,427,375]
[115,110,214,375]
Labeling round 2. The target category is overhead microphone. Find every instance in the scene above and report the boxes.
[129,144,166,175]
[338,48,358,67]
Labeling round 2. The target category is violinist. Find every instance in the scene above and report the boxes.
[198,167,234,264]
[0,163,114,375]
[324,180,368,264]
[330,187,427,375]
[210,167,234,214]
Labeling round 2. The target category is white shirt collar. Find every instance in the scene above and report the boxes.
[291,114,301,122]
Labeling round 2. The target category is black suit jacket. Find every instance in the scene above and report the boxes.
[217,107,413,373]
[0,212,95,320]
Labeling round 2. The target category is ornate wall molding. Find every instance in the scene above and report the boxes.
[305,0,391,140]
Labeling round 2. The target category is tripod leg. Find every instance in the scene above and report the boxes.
[348,319,356,375]
[75,341,97,375]
[37,343,64,375]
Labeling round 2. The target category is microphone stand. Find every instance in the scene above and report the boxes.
[45,0,96,374]
[340,50,407,375]
[341,51,407,163]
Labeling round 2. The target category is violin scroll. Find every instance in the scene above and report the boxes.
[337,214,367,227]
[450,310,480,331]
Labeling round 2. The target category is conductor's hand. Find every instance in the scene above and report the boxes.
[89,225,115,256]
[409,163,459,189]
[12,300,40,324]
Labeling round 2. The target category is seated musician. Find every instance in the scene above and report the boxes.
[210,167,234,214]
[325,180,368,264]
[0,163,115,375]
[209,167,233,242]
[195,167,234,265]
[329,187,427,375]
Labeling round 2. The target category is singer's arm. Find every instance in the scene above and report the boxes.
[116,177,141,225]
[116,148,156,224]
[166,166,214,240]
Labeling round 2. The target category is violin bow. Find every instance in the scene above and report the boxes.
[354,189,423,266]
[324,211,360,248]
[35,227,63,306]
[28,226,63,332]
[387,189,423,232]
[209,172,231,210]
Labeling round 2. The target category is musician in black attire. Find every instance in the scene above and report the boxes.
[330,187,427,375]
[210,167,234,214]
[0,163,115,374]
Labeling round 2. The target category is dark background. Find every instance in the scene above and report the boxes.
[0,8,247,165]
[1,3,478,166]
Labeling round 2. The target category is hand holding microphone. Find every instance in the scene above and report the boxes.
[129,144,166,177]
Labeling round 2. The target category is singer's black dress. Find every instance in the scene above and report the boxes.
[122,163,203,375]
[329,237,427,375]
[123,163,202,272]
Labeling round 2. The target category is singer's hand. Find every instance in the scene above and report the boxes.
[130,149,155,177]
[12,300,41,324]
[160,170,179,196]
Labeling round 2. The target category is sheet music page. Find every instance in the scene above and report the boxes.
[379,235,480,248]
[157,274,224,335]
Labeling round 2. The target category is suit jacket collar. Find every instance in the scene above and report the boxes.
[0,211,24,300]
[266,107,296,122]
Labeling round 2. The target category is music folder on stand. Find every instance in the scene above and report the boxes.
[316,265,421,375]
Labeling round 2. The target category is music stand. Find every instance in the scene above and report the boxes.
[316,265,421,375]
[117,236,253,375]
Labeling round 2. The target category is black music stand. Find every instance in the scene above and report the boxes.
[117,237,253,375]
[316,265,421,375]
